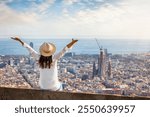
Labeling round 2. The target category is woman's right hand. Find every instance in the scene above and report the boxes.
[11,37,24,46]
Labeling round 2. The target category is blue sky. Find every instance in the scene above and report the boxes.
[0,0,150,39]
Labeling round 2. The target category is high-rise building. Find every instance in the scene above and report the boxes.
[92,62,96,78]
[108,58,112,79]
[93,48,111,81]
[104,49,108,57]
[97,48,106,80]
[30,42,33,48]
[92,48,112,82]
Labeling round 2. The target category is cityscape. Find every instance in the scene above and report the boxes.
[0,42,150,97]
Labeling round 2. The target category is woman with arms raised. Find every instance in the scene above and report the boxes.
[11,37,78,91]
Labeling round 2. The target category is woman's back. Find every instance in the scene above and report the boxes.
[39,61,60,90]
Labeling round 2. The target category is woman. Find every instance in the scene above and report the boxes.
[11,37,78,91]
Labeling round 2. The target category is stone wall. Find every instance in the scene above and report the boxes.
[0,87,149,100]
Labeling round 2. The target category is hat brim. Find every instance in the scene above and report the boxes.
[39,43,56,57]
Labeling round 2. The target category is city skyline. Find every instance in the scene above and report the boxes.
[0,0,150,39]
[1,52,150,97]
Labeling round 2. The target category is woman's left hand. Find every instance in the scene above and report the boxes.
[67,38,78,48]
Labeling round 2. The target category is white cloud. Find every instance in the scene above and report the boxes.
[0,4,38,25]
[29,0,55,15]
[58,0,150,39]
[0,3,40,38]
[63,0,79,5]
[0,0,150,39]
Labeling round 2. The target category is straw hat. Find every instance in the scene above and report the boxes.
[39,42,56,57]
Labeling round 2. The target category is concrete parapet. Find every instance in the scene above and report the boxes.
[0,87,149,100]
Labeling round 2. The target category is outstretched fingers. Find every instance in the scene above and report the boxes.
[72,38,78,43]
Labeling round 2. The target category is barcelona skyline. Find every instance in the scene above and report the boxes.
[0,0,150,39]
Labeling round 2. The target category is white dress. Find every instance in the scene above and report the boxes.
[23,43,70,91]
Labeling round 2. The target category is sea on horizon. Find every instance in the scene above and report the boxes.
[0,39,150,55]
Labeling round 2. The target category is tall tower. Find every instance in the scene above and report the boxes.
[30,42,33,48]
[108,58,112,79]
[92,62,96,78]
[104,49,108,57]
[98,48,106,80]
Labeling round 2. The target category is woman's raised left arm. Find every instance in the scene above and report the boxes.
[11,37,39,59]
[54,39,78,60]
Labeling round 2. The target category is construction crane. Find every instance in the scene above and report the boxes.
[95,38,102,50]
[95,38,100,49]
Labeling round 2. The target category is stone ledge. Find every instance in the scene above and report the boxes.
[0,87,149,100]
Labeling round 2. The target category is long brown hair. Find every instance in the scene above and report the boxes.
[39,55,52,69]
